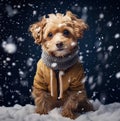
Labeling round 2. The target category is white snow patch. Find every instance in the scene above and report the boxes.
[71,42,76,47]
[26,58,34,67]
[51,63,57,68]
[81,7,88,21]
[20,80,28,87]
[17,37,25,42]
[59,71,64,76]
[7,72,12,76]
[97,47,102,52]
[79,56,83,61]
[88,76,93,84]
[33,10,37,16]
[114,33,120,39]
[108,45,114,52]
[2,41,17,54]
[81,76,87,83]
[90,83,96,90]
[107,21,112,27]
[77,91,82,95]
[6,5,18,17]
[12,62,16,66]
[99,13,104,19]
[19,69,26,78]
[0,100,120,121]
[115,72,120,79]
[6,57,11,61]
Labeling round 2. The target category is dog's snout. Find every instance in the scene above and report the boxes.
[56,42,63,48]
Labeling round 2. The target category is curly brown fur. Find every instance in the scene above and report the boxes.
[61,91,94,119]
[32,87,55,114]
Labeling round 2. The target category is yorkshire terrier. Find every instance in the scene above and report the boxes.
[29,11,93,119]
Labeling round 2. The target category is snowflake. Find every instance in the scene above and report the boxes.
[99,13,104,19]
[114,33,120,39]
[108,45,114,52]
[115,72,120,79]
[6,5,18,17]
[27,58,34,67]
[51,63,57,68]
[7,72,12,76]
[2,41,17,54]
[107,21,112,27]
[33,10,37,16]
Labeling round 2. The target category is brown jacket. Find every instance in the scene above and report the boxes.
[33,59,86,100]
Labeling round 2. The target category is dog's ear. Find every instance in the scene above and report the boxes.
[29,17,46,45]
[66,11,88,39]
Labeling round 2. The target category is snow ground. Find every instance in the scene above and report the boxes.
[0,100,120,121]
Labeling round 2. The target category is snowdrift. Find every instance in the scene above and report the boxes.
[0,100,120,121]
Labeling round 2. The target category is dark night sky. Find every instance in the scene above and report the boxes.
[0,0,120,106]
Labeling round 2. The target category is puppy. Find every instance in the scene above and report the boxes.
[29,11,93,119]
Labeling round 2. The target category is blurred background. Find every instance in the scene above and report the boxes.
[0,0,120,106]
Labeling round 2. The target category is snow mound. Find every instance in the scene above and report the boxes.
[0,100,120,121]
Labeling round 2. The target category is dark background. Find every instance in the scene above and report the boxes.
[0,0,120,106]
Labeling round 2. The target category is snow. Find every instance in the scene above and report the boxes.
[107,21,112,27]
[114,33,120,39]
[2,41,17,54]
[71,42,77,47]
[17,37,25,42]
[6,57,11,61]
[33,10,37,16]
[51,63,57,68]
[0,100,120,121]
[108,45,114,52]
[7,72,12,76]
[26,58,34,67]
[81,7,88,21]
[115,72,120,79]
[99,13,104,19]
[6,5,18,17]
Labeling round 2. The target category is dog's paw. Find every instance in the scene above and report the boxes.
[35,101,53,114]
[61,109,76,119]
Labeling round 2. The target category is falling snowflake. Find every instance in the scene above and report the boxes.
[17,37,25,42]
[7,72,12,76]
[107,21,112,27]
[99,13,104,19]
[33,10,37,16]
[2,42,17,54]
[88,76,94,84]
[114,33,120,39]
[115,72,120,79]
[27,58,34,67]
[19,69,26,78]
[51,63,57,68]
[108,45,114,52]
[20,80,28,87]
[6,5,18,17]
[6,57,11,61]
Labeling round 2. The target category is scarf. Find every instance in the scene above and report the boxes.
[41,47,79,70]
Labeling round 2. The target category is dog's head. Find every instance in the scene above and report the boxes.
[29,11,88,57]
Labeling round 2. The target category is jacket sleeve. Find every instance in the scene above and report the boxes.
[33,60,48,91]
[69,65,86,92]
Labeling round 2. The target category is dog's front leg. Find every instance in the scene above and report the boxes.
[33,88,55,114]
[61,92,81,119]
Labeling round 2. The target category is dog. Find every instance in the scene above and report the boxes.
[29,11,94,119]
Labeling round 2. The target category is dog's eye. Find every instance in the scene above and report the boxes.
[47,32,53,38]
[63,30,70,36]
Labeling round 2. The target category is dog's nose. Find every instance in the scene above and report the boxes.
[56,42,63,49]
